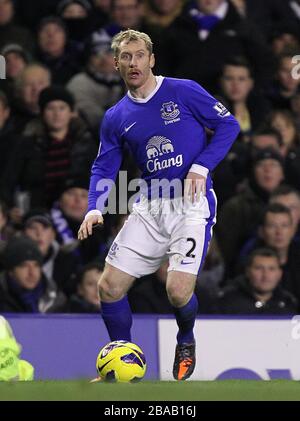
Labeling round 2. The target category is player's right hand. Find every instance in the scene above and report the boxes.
[78,214,104,240]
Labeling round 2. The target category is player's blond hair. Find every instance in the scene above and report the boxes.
[111,29,153,58]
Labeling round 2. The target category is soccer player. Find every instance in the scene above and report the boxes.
[78,29,240,380]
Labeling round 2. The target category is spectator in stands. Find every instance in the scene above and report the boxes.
[268,110,300,189]
[162,0,275,92]
[0,0,35,52]
[1,85,97,210]
[57,0,95,53]
[218,57,271,141]
[0,91,19,180]
[286,0,300,26]
[271,26,300,56]
[12,63,51,133]
[128,261,174,313]
[93,0,111,15]
[59,0,91,18]
[89,0,111,29]
[198,237,225,291]
[216,149,285,277]
[50,177,108,265]
[218,247,298,315]
[291,91,300,131]
[269,110,300,154]
[270,185,300,242]
[67,38,122,133]
[36,17,81,85]
[0,200,14,249]
[0,44,30,98]
[250,127,299,185]
[2,44,30,80]
[268,51,300,111]
[23,209,79,296]
[13,1,61,28]
[231,1,300,42]
[256,204,300,304]
[236,204,300,302]
[90,0,144,55]
[143,0,183,30]
[214,127,286,210]
[128,260,217,314]
[0,236,66,312]
[205,141,248,208]
[249,126,300,193]
[250,127,283,156]
[65,262,102,312]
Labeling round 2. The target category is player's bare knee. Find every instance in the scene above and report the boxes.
[98,266,133,302]
[166,272,196,307]
[99,279,125,302]
[167,282,190,307]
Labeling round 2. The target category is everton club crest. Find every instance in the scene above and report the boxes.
[160,101,180,122]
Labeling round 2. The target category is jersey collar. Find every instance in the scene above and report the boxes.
[127,76,164,103]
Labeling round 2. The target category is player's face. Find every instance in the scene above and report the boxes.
[78,268,102,306]
[10,261,41,290]
[262,212,294,250]
[43,100,73,132]
[246,256,282,294]
[24,222,55,256]
[115,39,155,90]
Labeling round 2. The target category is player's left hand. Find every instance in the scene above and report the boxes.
[184,172,206,203]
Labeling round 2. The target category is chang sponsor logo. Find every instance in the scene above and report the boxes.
[145,136,183,173]
[147,154,183,173]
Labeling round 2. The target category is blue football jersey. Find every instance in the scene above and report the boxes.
[88,76,240,212]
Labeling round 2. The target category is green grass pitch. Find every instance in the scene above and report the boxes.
[0,380,300,401]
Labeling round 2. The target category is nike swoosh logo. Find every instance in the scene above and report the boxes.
[98,358,114,373]
[181,261,194,265]
[124,122,137,132]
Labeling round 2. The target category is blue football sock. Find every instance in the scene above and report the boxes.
[173,294,198,345]
[101,296,132,342]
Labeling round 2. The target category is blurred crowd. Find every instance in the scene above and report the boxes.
[0,0,300,315]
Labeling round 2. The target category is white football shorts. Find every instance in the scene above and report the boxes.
[106,190,217,277]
